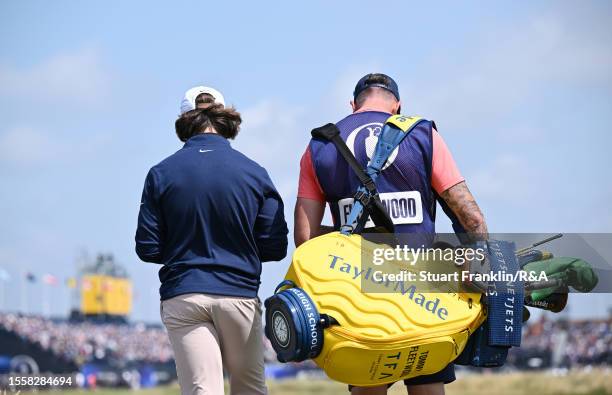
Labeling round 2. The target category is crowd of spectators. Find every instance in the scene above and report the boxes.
[0,312,609,369]
[509,316,611,368]
[0,313,173,365]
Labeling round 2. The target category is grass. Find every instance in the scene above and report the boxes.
[12,369,612,395]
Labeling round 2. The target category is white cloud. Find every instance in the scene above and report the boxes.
[0,125,112,167]
[318,62,383,121]
[241,100,304,137]
[0,49,111,105]
[0,126,61,166]
[406,8,612,129]
[468,154,535,203]
[235,100,307,200]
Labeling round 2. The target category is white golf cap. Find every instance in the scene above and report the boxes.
[180,86,225,114]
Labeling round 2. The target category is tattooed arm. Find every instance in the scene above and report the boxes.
[439,181,488,241]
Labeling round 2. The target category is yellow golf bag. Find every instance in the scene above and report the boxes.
[264,232,486,386]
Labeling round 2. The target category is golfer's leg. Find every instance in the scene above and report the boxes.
[161,294,224,395]
[350,385,388,394]
[406,383,445,395]
[213,296,267,395]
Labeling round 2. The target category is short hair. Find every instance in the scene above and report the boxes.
[354,87,397,108]
[354,74,398,108]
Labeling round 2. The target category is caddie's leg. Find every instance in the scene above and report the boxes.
[406,383,445,395]
[212,296,268,395]
[350,385,388,394]
[404,363,454,395]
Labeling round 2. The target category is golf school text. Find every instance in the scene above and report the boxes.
[328,254,449,320]
[286,287,322,357]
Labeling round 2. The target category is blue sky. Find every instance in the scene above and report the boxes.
[0,1,611,322]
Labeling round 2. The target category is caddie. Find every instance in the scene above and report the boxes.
[294,73,489,395]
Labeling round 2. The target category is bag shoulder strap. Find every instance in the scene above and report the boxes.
[350,115,425,233]
[367,115,424,173]
[311,123,376,194]
[311,124,389,232]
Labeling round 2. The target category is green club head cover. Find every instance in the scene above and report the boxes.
[523,257,598,301]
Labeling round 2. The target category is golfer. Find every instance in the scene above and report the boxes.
[295,73,488,395]
[136,86,288,395]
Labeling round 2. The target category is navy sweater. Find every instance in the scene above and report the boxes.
[135,134,288,300]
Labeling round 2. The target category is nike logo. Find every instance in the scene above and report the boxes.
[199,149,213,153]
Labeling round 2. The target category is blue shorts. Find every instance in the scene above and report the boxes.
[348,363,455,391]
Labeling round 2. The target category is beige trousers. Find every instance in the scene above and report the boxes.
[161,293,267,395]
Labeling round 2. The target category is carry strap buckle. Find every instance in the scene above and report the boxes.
[353,190,372,207]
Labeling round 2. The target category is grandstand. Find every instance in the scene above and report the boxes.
[0,311,609,387]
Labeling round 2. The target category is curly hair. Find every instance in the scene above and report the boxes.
[175,93,242,141]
